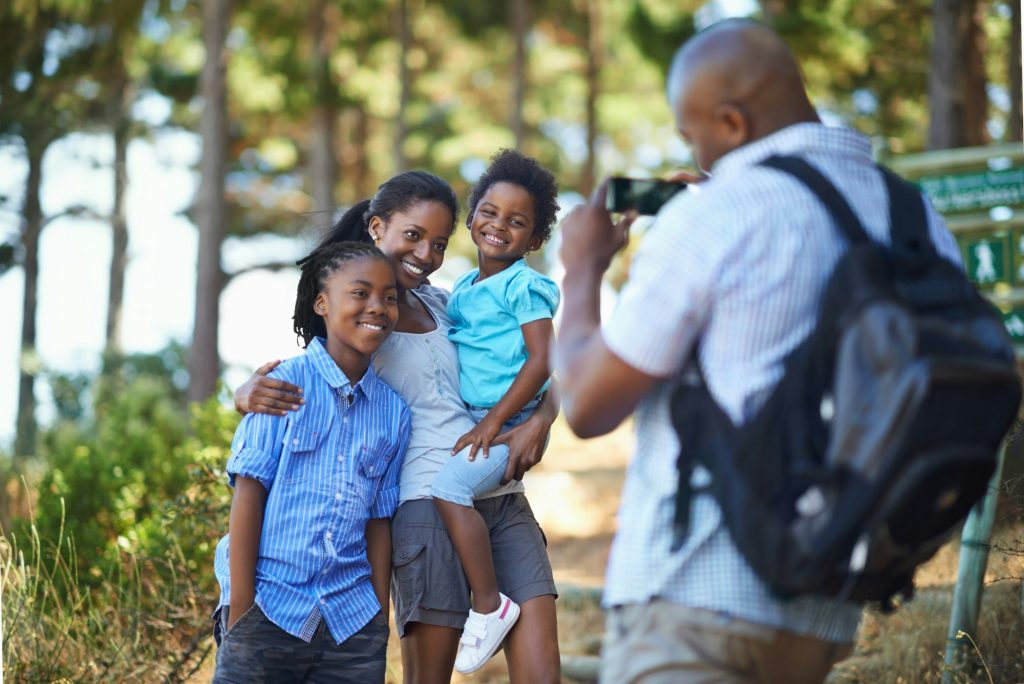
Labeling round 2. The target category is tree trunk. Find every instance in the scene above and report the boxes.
[15,139,48,460]
[1009,0,1022,142]
[309,0,337,218]
[581,0,602,196]
[187,0,231,403]
[508,0,529,151]
[393,0,411,173]
[759,0,787,26]
[106,88,130,355]
[928,0,987,149]
[962,0,987,146]
[354,105,371,199]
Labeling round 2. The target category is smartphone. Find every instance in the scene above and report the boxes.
[606,177,687,215]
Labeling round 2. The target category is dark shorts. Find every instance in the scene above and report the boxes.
[391,493,557,638]
[211,604,389,684]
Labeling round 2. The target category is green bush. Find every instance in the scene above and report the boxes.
[2,347,240,681]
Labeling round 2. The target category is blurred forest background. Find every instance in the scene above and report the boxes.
[0,0,1021,681]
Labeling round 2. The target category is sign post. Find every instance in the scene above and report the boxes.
[888,143,1024,682]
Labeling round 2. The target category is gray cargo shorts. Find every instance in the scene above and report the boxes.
[391,493,557,637]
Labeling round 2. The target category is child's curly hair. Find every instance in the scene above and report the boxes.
[467,149,560,244]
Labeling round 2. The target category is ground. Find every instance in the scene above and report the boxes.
[190,419,1024,683]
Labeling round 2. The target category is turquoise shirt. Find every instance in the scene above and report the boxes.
[448,259,560,408]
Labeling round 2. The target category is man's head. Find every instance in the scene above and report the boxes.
[667,20,819,172]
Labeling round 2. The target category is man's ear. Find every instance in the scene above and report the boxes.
[313,292,327,316]
[715,102,750,147]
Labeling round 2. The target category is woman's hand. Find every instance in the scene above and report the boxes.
[233,360,304,416]
[491,411,553,484]
[452,415,504,462]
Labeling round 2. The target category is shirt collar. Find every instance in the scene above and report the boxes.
[306,337,382,401]
[710,123,873,179]
[473,257,527,285]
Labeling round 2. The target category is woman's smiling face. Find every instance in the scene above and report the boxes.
[370,200,455,291]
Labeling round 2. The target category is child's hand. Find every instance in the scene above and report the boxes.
[452,416,503,462]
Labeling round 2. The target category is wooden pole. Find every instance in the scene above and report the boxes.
[941,441,1007,682]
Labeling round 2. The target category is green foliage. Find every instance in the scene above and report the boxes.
[2,347,238,680]
[17,345,237,596]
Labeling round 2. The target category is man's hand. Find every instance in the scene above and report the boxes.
[560,181,637,276]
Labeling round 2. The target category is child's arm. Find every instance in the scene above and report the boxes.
[227,476,268,629]
[364,407,410,620]
[365,518,392,620]
[453,317,554,461]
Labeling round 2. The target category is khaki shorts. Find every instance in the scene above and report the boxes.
[390,494,557,638]
[600,601,853,684]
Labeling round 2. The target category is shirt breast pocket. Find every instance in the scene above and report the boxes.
[357,434,395,481]
[278,421,330,486]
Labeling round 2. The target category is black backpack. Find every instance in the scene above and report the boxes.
[670,155,1021,609]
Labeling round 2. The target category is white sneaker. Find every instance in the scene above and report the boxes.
[453,593,521,674]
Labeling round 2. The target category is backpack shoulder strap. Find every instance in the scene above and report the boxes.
[760,155,872,245]
[880,166,937,259]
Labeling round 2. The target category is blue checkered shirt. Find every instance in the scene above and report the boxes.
[601,123,961,642]
[214,337,411,644]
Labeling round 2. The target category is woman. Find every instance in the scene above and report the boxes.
[234,170,561,683]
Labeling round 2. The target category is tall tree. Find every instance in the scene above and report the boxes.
[393,0,412,172]
[97,1,149,355]
[580,0,602,196]
[106,73,131,355]
[1009,0,1022,141]
[309,0,338,215]
[928,0,989,149]
[0,4,101,457]
[508,0,530,150]
[187,0,231,402]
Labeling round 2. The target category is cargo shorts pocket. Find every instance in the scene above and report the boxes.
[392,543,427,609]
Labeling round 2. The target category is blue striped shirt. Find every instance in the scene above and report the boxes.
[214,337,411,644]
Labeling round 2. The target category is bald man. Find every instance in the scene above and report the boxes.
[555,19,959,684]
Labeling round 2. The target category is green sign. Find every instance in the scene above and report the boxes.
[919,167,1024,213]
[1001,307,1024,342]
[961,232,1009,287]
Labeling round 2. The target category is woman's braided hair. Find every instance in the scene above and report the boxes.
[292,241,390,347]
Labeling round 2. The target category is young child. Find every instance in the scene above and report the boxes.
[212,241,411,684]
[431,149,561,674]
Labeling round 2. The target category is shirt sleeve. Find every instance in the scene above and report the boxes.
[225,410,287,492]
[505,268,560,326]
[369,404,411,519]
[602,191,730,378]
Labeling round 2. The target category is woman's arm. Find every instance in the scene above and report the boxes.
[234,360,305,416]
[491,379,560,484]
[365,518,392,620]
[451,318,554,460]
[227,476,268,628]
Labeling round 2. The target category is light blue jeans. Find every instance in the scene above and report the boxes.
[430,399,540,507]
